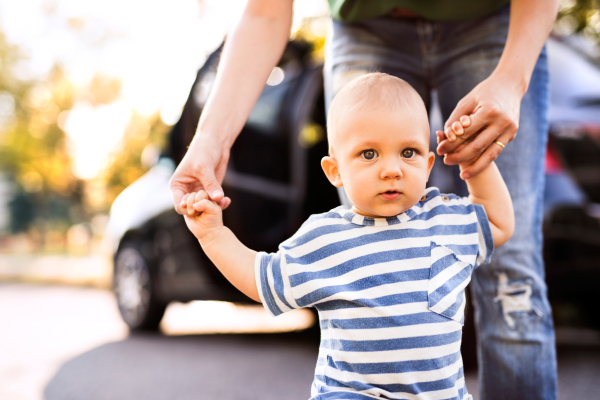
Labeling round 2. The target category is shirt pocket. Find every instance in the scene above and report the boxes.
[427,242,474,324]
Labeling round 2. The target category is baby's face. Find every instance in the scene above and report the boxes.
[323,107,434,218]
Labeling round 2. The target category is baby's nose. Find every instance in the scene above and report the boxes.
[380,164,402,179]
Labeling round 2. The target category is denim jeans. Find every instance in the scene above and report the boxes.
[323,6,557,400]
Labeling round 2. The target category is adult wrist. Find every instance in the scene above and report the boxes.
[195,106,238,149]
[189,129,230,153]
[490,68,529,98]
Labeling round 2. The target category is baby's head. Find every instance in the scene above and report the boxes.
[322,73,435,218]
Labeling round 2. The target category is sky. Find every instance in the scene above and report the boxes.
[0,0,329,179]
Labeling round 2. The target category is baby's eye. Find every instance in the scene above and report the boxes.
[361,149,378,160]
[402,148,417,159]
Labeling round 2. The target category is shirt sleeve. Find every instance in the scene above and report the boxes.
[254,250,299,317]
[471,203,494,267]
[254,210,347,316]
[254,218,317,317]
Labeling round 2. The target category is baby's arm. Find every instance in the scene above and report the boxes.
[439,115,514,247]
[182,191,260,302]
[463,162,514,247]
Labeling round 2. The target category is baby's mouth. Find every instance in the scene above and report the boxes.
[379,190,401,200]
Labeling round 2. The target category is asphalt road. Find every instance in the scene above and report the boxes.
[0,282,319,400]
[1,282,600,400]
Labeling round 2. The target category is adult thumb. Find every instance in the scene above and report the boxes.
[200,169,225,202]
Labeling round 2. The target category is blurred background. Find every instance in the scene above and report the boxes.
[1,0,599,399]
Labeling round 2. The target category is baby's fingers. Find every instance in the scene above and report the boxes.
[194,190,209,203]
[460,115,471,128]
[450,121,465,139]
[186,192,198,215]
[436,130,445,145]
[445,121,464,142]
[180,193,192,210]
[446,115,472,142]
[193,199,221,216]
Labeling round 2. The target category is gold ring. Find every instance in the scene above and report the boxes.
[494,141,505,149]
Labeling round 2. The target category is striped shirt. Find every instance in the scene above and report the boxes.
[255,187,494,400]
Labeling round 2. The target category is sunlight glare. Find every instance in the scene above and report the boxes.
[161,301,316,335]
[62,101,132,180]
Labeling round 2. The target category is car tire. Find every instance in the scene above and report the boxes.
[114,240,167,331]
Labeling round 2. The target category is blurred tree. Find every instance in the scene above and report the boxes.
[0,25,128,249]
[99,112,169,211]
[0,28,83,243]
[556,0,600,45]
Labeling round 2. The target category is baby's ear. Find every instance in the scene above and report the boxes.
[321,156,343,187]
[426,151,435,181]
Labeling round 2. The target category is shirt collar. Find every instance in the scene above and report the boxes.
[336,187,437,226]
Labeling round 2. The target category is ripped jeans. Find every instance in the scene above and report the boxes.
[324,6,557,400]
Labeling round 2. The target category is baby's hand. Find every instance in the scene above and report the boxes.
[436,115,477,175]
[182,190,224,242]
[436,115,471,144]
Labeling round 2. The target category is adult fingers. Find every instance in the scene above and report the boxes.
[437,132,471,156]
[444,112,517,165]
[442,122,506,165]
[170,170,205,215]
[169,139,227,215]
[198,167,224,202]
[444,130,499,165]
[172,187,187,214]
[436,131,468,157]
[459,131,513,180]
[217,197,231,210]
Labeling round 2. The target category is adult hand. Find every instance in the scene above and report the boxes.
[436,74,522,180]
[169,133,231,216]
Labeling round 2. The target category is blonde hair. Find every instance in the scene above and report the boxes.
[327,73,428,154]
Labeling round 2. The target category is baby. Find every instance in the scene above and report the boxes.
[181,73,514,400]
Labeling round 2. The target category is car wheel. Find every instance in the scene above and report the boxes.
[114,242,167,331]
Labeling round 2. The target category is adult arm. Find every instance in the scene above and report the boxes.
[170,0,294,215]
[437,0,560,180]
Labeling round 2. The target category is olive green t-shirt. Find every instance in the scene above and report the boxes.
[328,0,510,22]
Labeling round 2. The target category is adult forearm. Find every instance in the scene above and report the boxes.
[493,0,559,96]
[196,1,293,149]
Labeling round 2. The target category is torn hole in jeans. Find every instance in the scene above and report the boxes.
[494,272,542,329]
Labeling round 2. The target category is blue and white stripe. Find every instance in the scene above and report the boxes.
[255,187,493,400]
